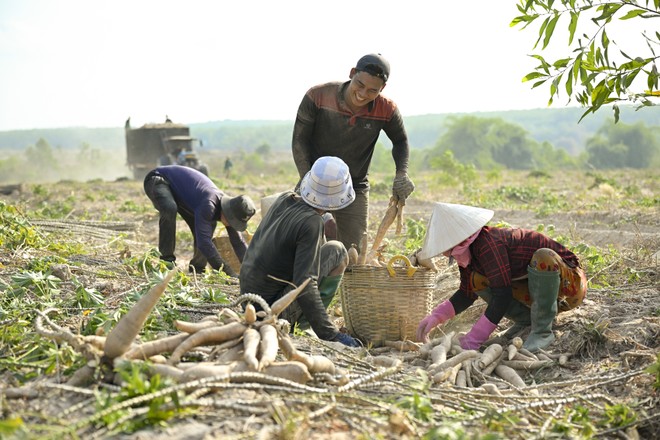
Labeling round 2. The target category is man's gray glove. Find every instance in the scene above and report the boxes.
[392,172,415,202]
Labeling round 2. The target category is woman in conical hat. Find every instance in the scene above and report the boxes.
[416,202,587,353]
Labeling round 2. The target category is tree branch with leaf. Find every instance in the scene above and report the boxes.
[512,0,659,122]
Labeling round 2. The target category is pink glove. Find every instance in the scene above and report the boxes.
[416,300,455,342]
[459,314,497,350]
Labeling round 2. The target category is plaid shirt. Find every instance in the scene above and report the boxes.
[459,226,581,295]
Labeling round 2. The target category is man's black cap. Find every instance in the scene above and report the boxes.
[355,53,390,83]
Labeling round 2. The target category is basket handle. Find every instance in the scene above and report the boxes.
[386,255,417,278]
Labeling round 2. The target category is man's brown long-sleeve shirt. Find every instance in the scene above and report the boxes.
[292,81,410,191]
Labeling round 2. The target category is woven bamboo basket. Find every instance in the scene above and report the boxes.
[212,231,252,274]
[212,236,242,274]
[340,255,437,346]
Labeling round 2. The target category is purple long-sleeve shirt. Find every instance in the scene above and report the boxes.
[154,165,247,270]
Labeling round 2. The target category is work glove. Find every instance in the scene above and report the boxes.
[459,314,498,350]
[392,172,415,202]
[416,300,456,342]
[332,332,361,347]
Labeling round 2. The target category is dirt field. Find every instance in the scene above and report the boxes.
[0,171,658,439]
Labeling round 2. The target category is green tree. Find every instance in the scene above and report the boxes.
[427,150,478,185]
[255,143,271,156]
[0,155,23,183]
[512,1,660,122]
[586,137,628,168]
[368,142,399,175]
[432,115,497,168]
[487,122,534,169]
[432,116,549,169]
[24,138,61,181]
[25,138,56,169]
[586,121,659,168]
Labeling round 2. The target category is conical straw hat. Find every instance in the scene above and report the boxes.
[417,202,494,260]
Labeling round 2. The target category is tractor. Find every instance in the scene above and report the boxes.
[124,117,209,180]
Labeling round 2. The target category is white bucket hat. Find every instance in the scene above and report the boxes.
[417,202,494,260]
[299,156,355,210]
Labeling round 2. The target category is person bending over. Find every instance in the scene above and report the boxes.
[240,156,360,347]
[416,202,587,352]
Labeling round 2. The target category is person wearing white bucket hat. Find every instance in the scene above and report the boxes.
[239,157,360,347]
[416,202,587,352]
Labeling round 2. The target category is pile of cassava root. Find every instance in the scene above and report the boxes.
[368,332,570,393]
[34,270,350,388]
[32,269,569,395]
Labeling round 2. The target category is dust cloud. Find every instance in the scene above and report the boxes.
[1,149,133,184]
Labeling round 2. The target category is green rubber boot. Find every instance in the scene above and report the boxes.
[523,266,559,352]
[475,289,531,338]
[502,301,532,338]
[318,274,343,309]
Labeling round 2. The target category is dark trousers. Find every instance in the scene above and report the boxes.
[333,190,369,253]
[144,173,179,263]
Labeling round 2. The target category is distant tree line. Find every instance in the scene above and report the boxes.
[411,116,660,172]
[1,112,659,184]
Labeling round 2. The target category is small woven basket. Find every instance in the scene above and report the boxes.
[340,255,436,346]
[212,236,242,274]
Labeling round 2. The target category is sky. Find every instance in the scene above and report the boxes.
[0,1,649,131]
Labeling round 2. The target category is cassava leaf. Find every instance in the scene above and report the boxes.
[568,11,579,45]
[619,9,648,20]
[542,14,560,49]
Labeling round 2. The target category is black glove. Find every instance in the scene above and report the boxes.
[392,173,415,201]
[332,332,360,347]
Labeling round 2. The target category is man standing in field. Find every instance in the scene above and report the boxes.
[292,53,415,254]
[143,165,256,278]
